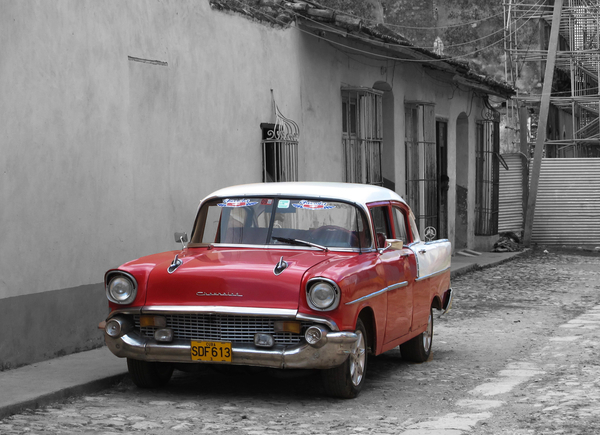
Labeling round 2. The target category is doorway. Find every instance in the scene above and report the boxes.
[436,120,448,239]
[454,113,469,250]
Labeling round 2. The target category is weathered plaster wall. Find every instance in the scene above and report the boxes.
[0,0,307,367]
[0,0,304,302]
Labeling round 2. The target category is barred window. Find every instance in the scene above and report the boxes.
[405,102,436,238]
[342,88,383,185]
[475,120,500,235]
[262,104,299,182]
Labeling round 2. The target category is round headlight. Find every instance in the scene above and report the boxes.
[307,280,339,311]
[106,274,137,304]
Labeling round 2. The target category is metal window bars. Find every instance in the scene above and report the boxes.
[405,102,437,238]
[262,98,299,182]
[342,87,383,186]
[475,116,501,236]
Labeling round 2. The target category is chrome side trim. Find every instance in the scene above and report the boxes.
[295,313,339,331]
[141,305,298,317]
[345,281,408,305]
[415,266,451,282]
[388,281,409,291]
[424,238,450,245]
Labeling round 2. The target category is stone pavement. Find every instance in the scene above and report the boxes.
[0,250,525,420]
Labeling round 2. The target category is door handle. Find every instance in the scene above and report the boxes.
[419,249,426,254]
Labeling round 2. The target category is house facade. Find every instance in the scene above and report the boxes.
[0,0,512,369]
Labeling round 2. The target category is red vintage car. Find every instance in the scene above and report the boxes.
[102,182,452,398]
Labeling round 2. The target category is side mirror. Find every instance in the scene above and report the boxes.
[377,236,403,254]
[388,239,404,250]
[174,232,188,248]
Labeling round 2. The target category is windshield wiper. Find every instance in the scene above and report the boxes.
[271,236,328,252]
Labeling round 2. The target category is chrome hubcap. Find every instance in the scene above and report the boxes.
[349,330,366,386]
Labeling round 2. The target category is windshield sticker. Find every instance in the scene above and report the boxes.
[278,200,290,209]
[218,199,259,208]
[261,199,273,205]
[292,200,336,210]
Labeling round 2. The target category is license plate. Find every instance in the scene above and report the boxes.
[190,341,232,362]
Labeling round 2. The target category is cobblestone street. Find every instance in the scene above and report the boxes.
[2,249,600,434]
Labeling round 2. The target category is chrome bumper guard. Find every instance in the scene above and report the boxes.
[105,323,358,370]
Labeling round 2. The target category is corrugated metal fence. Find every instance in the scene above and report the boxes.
[499,153,527,234]
[531,158,600,245]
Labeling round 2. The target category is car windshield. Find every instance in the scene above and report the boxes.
[189,197,372,249]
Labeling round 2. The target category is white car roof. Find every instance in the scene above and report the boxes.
[202,182,407,207]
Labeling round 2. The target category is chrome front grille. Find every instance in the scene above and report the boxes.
[134,314,309,345]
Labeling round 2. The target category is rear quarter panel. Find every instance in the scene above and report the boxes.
[409,240,452,332]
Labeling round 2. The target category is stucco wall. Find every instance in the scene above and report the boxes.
[0,0,488,368]
[0,0,305,302]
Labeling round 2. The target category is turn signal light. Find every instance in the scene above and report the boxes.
[274,321,301,334]
[140,316,167,328]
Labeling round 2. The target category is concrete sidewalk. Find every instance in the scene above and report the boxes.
[0,249,526,420]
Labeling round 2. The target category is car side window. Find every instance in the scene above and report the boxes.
[408,212,421,243]
[392,207,408,243]
[202,205,222,243]
[370,206,391,248]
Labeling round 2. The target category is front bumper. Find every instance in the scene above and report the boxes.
[105,323,358,370]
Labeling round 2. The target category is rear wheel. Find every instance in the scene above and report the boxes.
[401,306,433,362]
[127,358,174,388]
[321,318,368,399]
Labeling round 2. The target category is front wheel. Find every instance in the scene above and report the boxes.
[400,306,433,363]
[127,358,174,388]
[321,318,368,399]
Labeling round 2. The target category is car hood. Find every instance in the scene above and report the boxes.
[143,248,333,310]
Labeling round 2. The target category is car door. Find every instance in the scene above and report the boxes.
[369,203,414,343]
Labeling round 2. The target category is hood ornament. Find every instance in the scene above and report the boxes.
[273,256,288,276]
[168,254,183,274]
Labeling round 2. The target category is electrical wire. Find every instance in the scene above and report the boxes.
[295,12,508,62]
[312,2,505,31]
[224,0,516,72]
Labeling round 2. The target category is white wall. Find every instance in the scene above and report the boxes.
[0,0,306,300]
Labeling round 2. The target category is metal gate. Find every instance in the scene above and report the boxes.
[531,158,600,245]
[499,153,527,234]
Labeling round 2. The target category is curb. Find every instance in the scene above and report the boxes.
[451,249,530,279]
[0,373,127,420]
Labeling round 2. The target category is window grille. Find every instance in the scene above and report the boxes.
[342,88,383,185]
[262,102,299,182]
[475,119,500,235]
[405,102,437,237]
